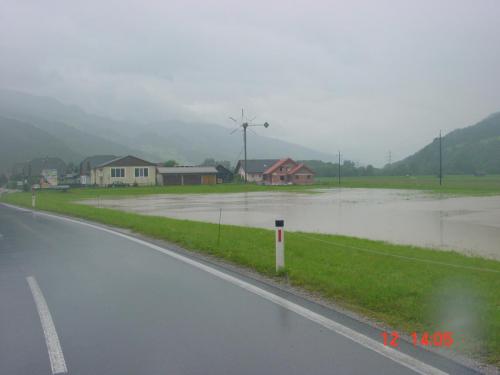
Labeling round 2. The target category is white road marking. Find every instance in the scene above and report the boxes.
[2,203,31,213]
[26,276,68,374]
[4,204,447,375]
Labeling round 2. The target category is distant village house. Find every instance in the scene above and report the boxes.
[80,155,118,185]
[90,155,157,187]
[234,159,278,183]
[215,164,234,183]
[40,169,58,187]
[235,158,315,185]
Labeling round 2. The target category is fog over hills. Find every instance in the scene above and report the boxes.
[0,116,80,174]
[0,89,334,173]
[2,89,500,176]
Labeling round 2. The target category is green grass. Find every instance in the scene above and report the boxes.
[318,175,500,196]
[49,174,500,198]
[43,182,321,198]
[2,188,500,365]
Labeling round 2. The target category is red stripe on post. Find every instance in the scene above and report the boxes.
[278,229,282,242]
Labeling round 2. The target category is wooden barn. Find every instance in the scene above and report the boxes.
[156,166,218,185]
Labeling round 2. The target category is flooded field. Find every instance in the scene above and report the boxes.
[82,189,500,259]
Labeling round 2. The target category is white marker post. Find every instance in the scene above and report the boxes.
[275,219,285,272]
[31,187,36,209]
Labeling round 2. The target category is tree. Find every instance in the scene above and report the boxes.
[365,165,375,176]
[163,160,178,167]
[66,162,78,174]
[201,158,216,166]
[217,160,231,169]
[201,158,231,169]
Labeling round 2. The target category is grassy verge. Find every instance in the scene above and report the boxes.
[2,189,500,365]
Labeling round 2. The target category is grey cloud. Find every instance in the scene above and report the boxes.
[1,0,499,165]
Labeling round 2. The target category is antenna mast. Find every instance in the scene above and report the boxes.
[229,109,270,183]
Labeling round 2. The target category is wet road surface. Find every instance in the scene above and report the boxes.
[0,204,479,374]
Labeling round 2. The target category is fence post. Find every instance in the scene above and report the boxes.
[31,187,36,209]
[275,219,285,272]
[217,208,222,246]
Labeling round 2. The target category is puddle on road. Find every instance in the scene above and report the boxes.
[80,189,500,260]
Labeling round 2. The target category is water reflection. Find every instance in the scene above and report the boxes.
[81,189,500,260]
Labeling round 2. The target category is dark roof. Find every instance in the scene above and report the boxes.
[80,155,117,174]
[96,155,156,168]
[235,159,279,174]
[215,164,233,174]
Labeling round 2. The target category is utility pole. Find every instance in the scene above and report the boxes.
[230,109,269,183]
[27,161,32,188]
[243,120,248,183]
[439,130,443,186]
[338,151,341,185]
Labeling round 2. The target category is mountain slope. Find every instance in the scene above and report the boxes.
[0,89,130,144]
[26,118,147,160]
[0,90,150,160]
[137,121,334,164]
[0,116,81,174]
[0,89,334,164]
[390,112,500,175]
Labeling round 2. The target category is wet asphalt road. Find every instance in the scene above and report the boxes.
[0,204,479,374]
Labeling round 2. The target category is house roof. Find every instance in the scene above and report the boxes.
[96,155,156,168]
[263,157,294,174]
[288,163,314,175]
[80,155,117,173]
[235,159,279,174]
[215,164,233,174]
[157,166,218,174]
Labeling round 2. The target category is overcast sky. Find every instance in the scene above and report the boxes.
[1,0,499,165]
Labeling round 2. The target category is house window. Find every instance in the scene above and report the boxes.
[111,168,125,178]
[135,167,149,177]
[307,175,311,179]
[295,175,299,179]
[280,176,285,181]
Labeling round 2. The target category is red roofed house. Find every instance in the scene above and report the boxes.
[235,158,315,185]
[262,158,315,185]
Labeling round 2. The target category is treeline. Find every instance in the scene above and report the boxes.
[299,160,378,177]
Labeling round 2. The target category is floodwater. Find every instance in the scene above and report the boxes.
[82,189,500,259]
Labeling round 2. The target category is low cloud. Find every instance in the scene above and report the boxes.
[1,0,499,165]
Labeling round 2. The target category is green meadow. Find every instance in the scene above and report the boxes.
[317,174,500,196]
[13,174,499,199]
